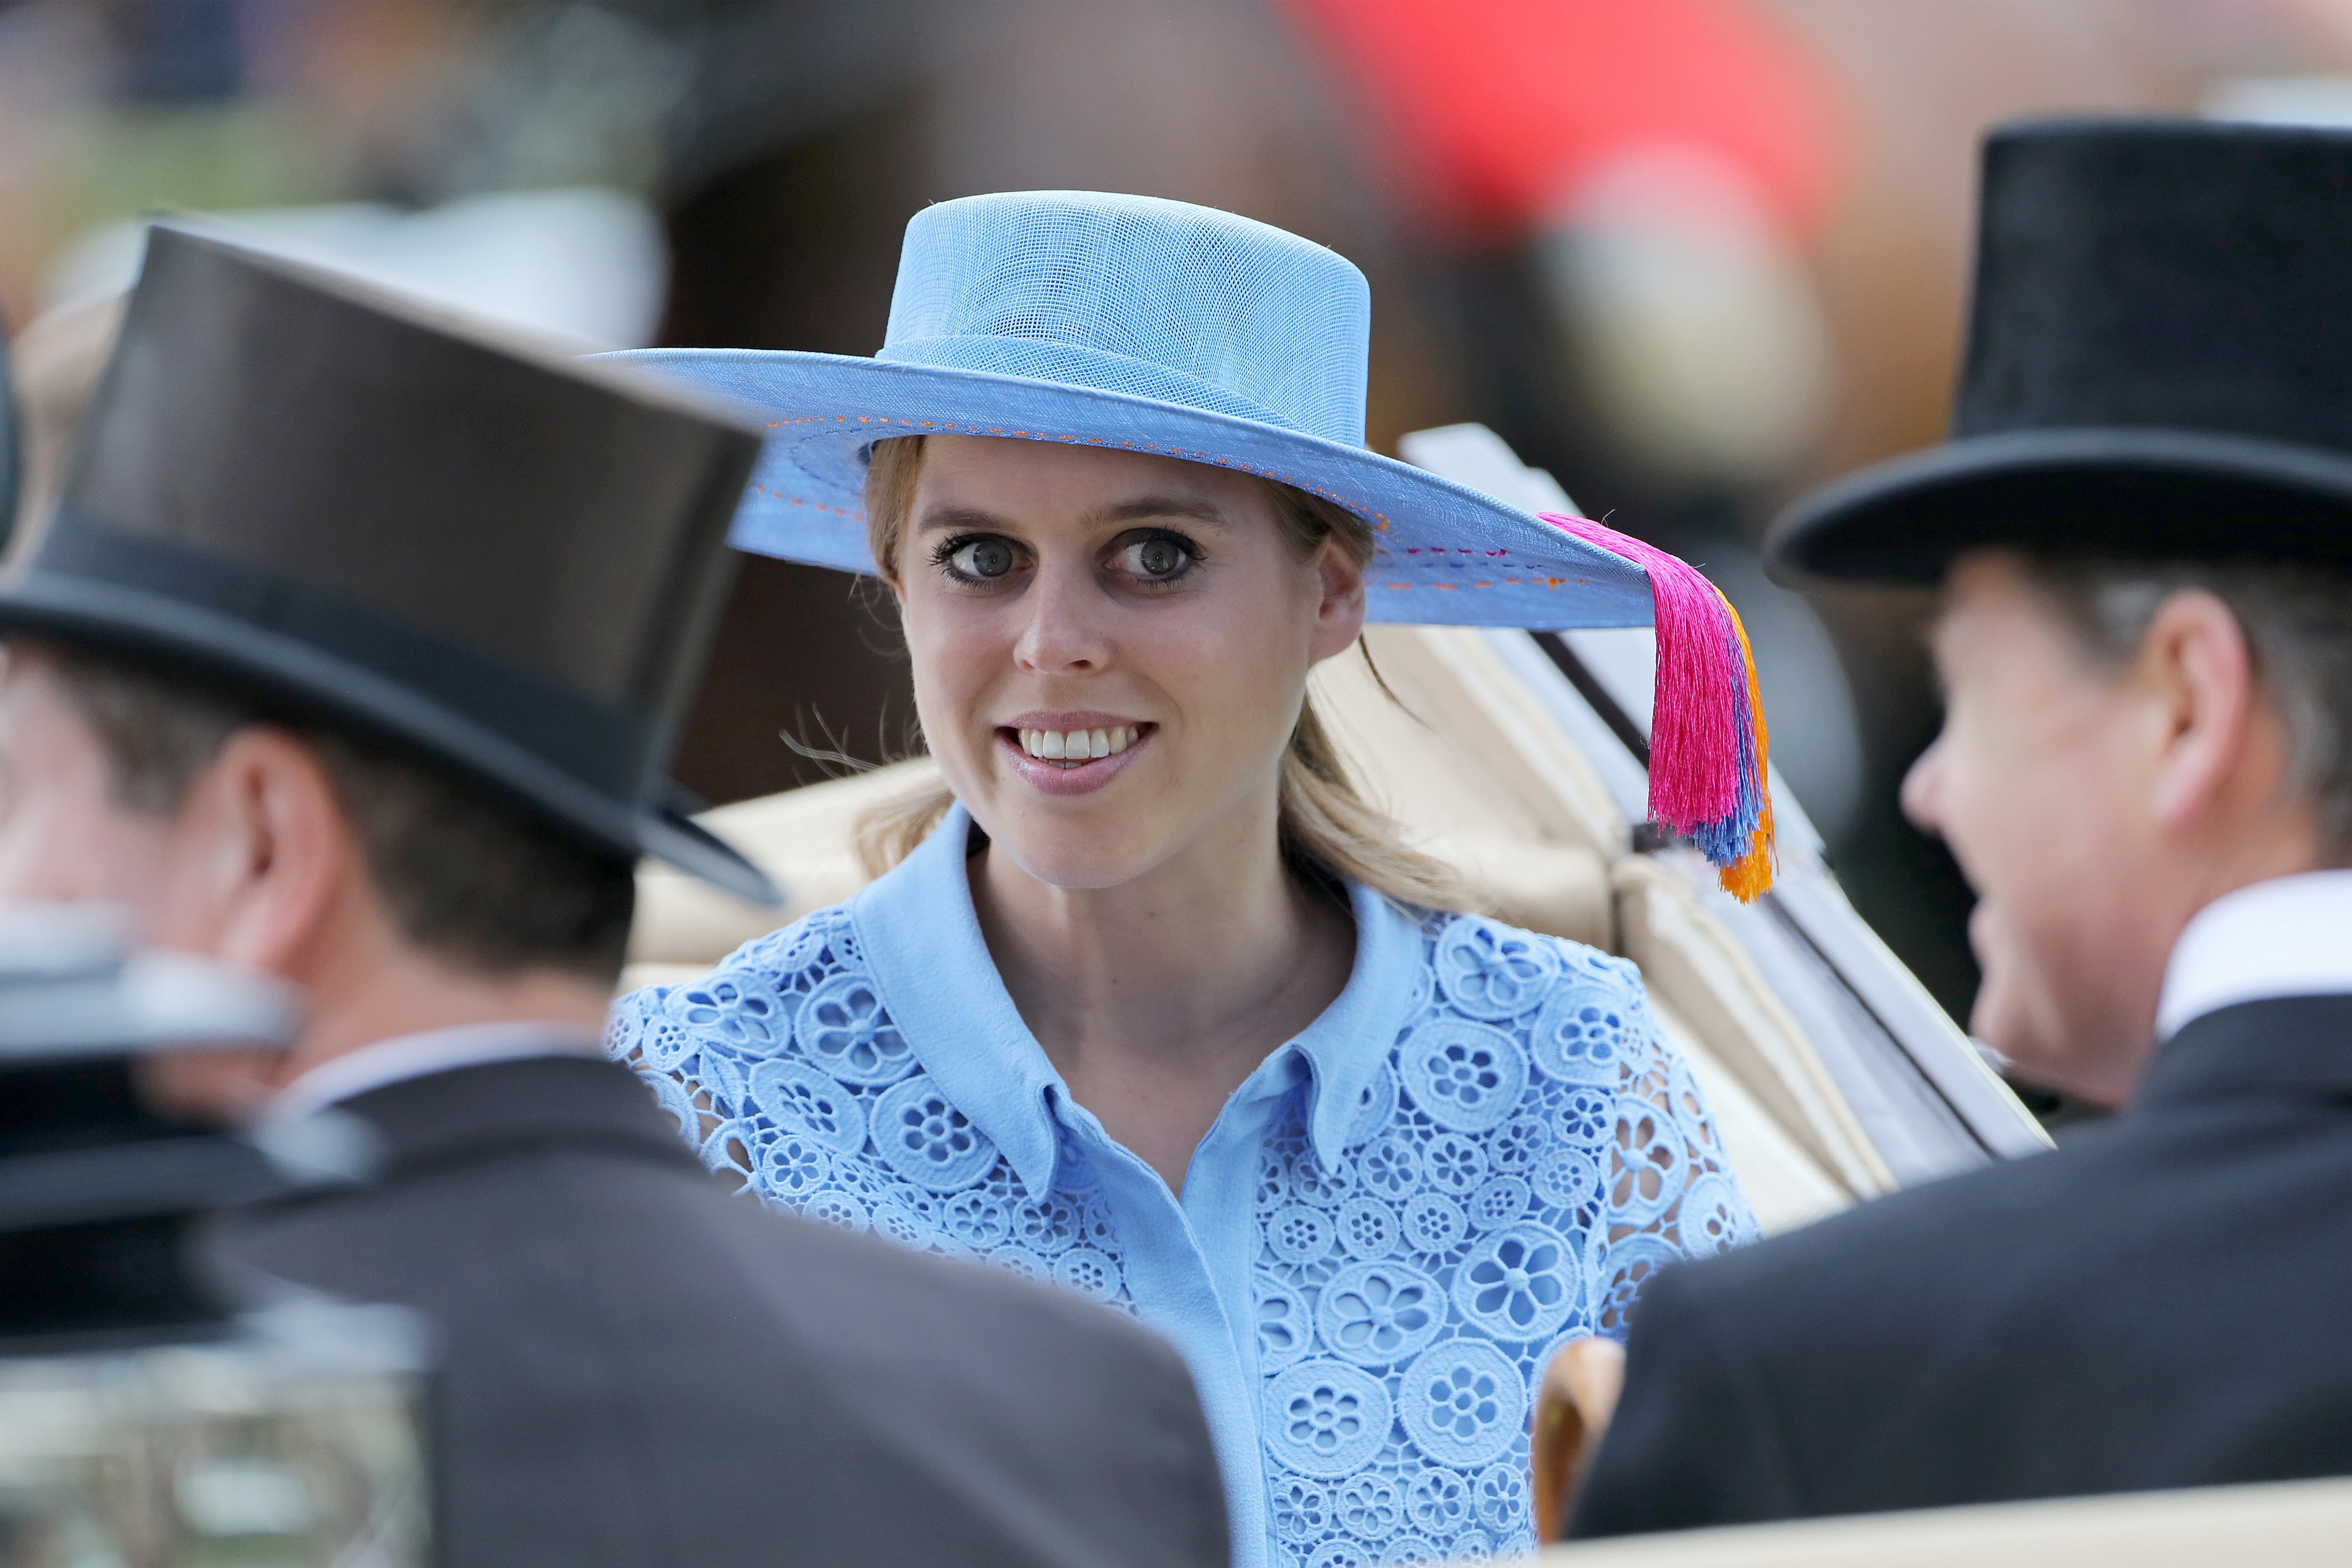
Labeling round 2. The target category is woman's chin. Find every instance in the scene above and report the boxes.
[966,792,1172,892]
[984,834,1160,892]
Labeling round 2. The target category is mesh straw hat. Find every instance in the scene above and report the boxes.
[607,191,1777,895]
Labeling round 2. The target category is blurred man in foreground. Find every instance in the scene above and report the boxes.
[0,228,1227,1568]
[1573,119,2352,1532]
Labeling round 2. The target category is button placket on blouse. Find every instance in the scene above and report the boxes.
[1185,1049,1312,1369]
[836,811,1441,1568]
[1045,1076,1287,1566]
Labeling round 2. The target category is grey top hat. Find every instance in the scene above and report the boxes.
[0,228,779,905]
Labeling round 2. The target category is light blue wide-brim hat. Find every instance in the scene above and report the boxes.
[598,190,1655,629]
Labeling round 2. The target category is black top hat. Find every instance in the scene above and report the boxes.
[1770,119,2352,586]
[0,905,302,1344]
[0,325,18,533]
[0,228,778,904]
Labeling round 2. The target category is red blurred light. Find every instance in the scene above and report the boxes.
[1281,0,1849,244]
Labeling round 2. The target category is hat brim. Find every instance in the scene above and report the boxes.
[1767,426,2352,588]
[0,574,782,908]
[598,349,1658,631]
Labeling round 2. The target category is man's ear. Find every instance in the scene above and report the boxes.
[2142,589,2261,832]
[1308,538,1369,664]
[162,728,356,977]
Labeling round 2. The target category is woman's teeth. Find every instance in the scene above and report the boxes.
[1018,725,1138,761]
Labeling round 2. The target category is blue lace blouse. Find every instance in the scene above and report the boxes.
[609,805,1757,1568]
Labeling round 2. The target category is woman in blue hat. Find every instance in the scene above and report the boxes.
[606,191,1771,1567]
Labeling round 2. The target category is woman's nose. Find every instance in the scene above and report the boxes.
[1011,563,1109,674]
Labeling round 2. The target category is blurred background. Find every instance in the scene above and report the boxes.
[8,0,2352,1064]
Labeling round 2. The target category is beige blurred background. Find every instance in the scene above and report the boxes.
[7,0,2351,1051]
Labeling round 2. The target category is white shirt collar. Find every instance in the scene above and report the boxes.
[266,1020,600,1124]
[2155,870,2352,1042]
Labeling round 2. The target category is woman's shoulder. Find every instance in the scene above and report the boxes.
[608,900,873,1068]
[1387,905,1663,1102]
[1408,904,1647,1024]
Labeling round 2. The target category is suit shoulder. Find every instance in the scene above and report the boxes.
[1648,1133,2114,1337]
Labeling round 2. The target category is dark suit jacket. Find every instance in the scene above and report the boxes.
[1571,996,2352,1537]
[207,1053,1228,1568]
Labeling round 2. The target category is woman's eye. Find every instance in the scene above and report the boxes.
[948,538,1017,579]
[1117,536,1193,579]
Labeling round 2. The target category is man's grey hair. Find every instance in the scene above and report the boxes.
[2026,555,2352,863]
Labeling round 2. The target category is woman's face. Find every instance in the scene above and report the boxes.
[894,436,1365,889]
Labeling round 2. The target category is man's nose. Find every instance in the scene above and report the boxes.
[1012,562,1109,674]
[1900,733,1947,835]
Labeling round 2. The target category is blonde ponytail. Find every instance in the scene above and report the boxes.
[851,436,1470,912]
[1277,687,1470,910]
[852,767,959,880]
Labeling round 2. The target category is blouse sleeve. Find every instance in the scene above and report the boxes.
[604,911,863,1196]
[1584,962,1761,1339]
[605,975,764,1192]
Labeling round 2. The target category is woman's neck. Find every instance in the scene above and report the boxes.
[970,806,1356,1196]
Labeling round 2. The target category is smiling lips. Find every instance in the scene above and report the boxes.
[1017,724,1142,763]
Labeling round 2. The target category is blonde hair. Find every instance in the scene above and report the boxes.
[852,435,1469,911]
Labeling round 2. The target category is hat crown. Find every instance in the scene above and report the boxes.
[878,191,1371,447]
[65,230,751,721]
[22,228,777,901]
[1958,119,2352,453]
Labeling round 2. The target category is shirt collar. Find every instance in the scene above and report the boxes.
[850,803,1426,1194]
[853,806,1066,1195]
[1291,877,1424,1170]
[2155,870,2352,1042]
[266,1020,600,1125]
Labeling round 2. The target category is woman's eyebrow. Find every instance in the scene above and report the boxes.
[912,495,1230,534]
[913,505,1016,536]
[1096,496,1230,528]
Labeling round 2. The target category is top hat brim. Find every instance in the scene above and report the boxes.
[598,349,1661,631]
[0,571,782,908]
[1767,426,2352,589]
[0,333,17,538]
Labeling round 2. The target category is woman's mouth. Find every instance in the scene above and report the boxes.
[1015,724,1143,765]
[997,720,1154,795]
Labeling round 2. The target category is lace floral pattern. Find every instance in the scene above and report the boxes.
[615,908,1140,1307]
[610,905,1756,1567]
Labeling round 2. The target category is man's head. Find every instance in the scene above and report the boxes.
[0,638,635,1103]
[1901,550,2350,1105]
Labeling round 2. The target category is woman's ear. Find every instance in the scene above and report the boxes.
[1307,537,1369,663]
[161,728,357,978]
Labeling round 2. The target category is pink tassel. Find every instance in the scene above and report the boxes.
[1542,514,1775,900]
